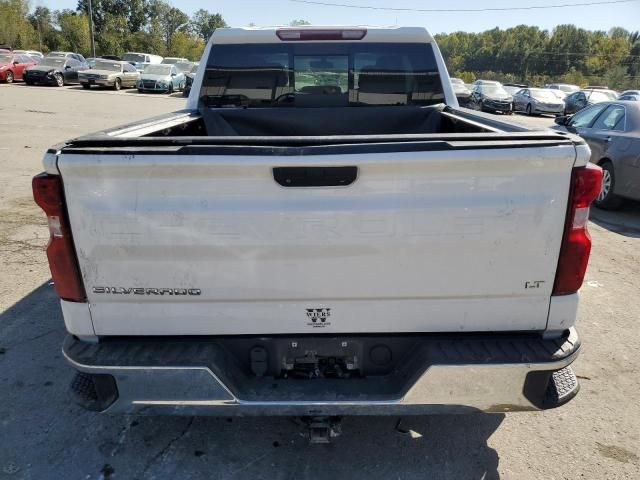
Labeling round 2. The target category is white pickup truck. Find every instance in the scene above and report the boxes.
[33,27,602,435]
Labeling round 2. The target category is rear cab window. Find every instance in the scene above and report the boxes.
[200,43,445,108]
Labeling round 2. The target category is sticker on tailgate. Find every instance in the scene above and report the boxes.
[306,308,331,328]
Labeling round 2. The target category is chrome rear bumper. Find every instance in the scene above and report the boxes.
[63,328,580,416]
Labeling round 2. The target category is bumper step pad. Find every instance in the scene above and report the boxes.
[545,366,580,407]
[70,371,119,411]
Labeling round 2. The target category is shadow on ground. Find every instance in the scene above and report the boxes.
[590,202,640,238]
[0,283,503,479]
[122,89,186,98]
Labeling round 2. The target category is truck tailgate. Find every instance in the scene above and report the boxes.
[58,143,576,335]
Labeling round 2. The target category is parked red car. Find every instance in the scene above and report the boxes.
[0,53,38,83]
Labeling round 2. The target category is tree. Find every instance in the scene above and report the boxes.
[494,25,547,79]
[163,7,189,50]
[77,0,141,30]
[127,30,165,56]
[57,10,90,55]
[190,9,226,42]
[585,34,630,76]
[77,0,108,32]
[628,37,640,78]
[0,0,38,49]
[127,0,146,33]
[608,27,630,40]
[546,25,592,76]
[95,13,129,55]
[28,6,55,51]
[146,0,189,50]
[604,65,628,88]
[168,31,205,59]
[290,19,311,26]
[458,71,476,83]
[559,67,587,86]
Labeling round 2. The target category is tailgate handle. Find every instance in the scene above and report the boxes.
[273,166,357,187]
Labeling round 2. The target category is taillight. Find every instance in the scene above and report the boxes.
[32,173,86,302]
[552,164,602,295]
[276,29,367,41]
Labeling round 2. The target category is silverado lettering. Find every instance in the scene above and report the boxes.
[92,287,201,295]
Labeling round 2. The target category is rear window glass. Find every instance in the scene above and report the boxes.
[592,105,625,131]
[94,61,122,72]
[201,43,444,108]
[123,53,145,63]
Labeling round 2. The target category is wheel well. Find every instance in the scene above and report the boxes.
[597,158,612,167]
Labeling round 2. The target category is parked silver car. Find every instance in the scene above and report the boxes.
[174,61,194,74]
[78,60,140,90]
[618,90,639,101]
[502,83,527,96]
[512,87,565,116]
[450,77,472,107]
[546,83,580,94]
[554,101,640,209]
[136,64,185,93]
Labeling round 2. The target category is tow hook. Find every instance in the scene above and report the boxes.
[302,416,342,444]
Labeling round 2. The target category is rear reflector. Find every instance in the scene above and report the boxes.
[552,164,602,296]
[33,173,86,302]
[276,29,367,41]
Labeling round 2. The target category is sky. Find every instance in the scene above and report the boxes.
[35,0,640,35]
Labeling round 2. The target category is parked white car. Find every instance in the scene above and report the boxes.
[13,49,44,60]
[122,52,163,71]
[161,56,189,65]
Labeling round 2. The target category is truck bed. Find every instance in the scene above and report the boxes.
[64,105,563,145]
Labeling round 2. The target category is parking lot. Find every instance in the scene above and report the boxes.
[0,84,639,479]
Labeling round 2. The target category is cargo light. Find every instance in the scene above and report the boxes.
[32,173,86,302]
[552,164,602,295]
[276,29,367,41]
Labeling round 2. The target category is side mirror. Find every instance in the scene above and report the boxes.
[13,60,19,65]
[171,72,176,77]
[554,115,570,126]
[64,65,71,70]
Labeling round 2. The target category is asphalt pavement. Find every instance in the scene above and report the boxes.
[0,84,638,480]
